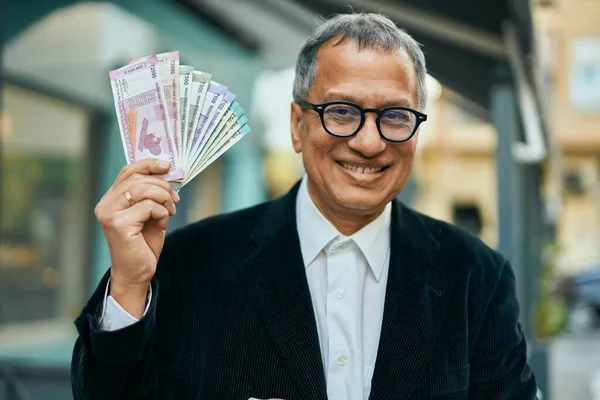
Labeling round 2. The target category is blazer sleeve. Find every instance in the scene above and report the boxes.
[468,260,538,399]
[71,234,185,400]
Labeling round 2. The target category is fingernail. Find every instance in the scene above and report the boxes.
[174,191,180,202]
[158,160,171,168]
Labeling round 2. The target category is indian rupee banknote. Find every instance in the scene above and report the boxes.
[109,56,183,180]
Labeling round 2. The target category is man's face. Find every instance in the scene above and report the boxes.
[291,38,420,221]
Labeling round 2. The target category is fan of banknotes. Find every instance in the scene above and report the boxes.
[109,51,250,188]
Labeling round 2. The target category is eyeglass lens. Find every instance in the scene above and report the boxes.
[322,103,417,141]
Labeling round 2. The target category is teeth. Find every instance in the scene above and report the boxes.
[341,163,383,174]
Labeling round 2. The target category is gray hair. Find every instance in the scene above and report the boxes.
[293,13,428,110]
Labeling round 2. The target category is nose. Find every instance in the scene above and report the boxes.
[347,114,386,157]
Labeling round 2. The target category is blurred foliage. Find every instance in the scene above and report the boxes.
[534,239,568,338]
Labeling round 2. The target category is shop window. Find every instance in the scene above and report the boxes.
[452,203,483,237]
[1,84,92,327]
[564,171,586,196]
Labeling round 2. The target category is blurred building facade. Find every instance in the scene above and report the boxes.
[535,0,600,273]
[412,0,600,275]
[411,90,499,245]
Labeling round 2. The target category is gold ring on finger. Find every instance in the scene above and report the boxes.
[124,190,135,207]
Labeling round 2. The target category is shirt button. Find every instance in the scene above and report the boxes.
[339,242,349,250]
[338,355,348,367]
[106,319,112,329]
[336,289,345,299]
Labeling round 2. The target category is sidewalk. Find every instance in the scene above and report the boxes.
[550,332,600,400]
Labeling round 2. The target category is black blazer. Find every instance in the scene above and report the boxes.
[71,183,537,399]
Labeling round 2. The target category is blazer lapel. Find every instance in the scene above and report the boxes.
[240,183,327,400]
[369,201,455,400]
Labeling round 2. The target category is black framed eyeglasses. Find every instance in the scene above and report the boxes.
[298,100,427,143]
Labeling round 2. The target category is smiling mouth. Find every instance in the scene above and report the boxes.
[338,162,389,174]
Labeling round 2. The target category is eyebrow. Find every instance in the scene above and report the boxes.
[322,92,414,108]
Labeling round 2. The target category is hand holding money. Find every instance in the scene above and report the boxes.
[103,51,251,316]
[109,51,251,189]
[94,159,179,318]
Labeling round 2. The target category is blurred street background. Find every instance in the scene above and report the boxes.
[1,0,600,399]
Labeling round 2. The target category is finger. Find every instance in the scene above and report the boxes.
[115,174,179,204]
[118,182,176,215]
[146,213,170,232]
[113,159,171,187]
[119,199,171,231]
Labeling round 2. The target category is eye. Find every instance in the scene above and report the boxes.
[324,105,360,119]
[381,110,413,124]
[383,111,408,120]
[333,108,350,116]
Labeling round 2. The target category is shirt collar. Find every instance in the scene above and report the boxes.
[295,176,392,282]
[296,177,340,268]
[351,201,391,282]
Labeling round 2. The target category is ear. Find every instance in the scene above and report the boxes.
[290,101,303,153]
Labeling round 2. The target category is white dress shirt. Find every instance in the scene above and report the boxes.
[99,278,151,331]
[296,177,391,400]
[100,176,391,400]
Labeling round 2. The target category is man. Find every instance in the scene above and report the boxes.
[72,13,537,400]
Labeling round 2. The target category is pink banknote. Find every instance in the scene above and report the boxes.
[109,56,183,181]
[130,51,181,158]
